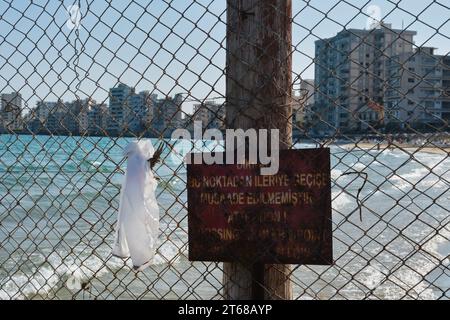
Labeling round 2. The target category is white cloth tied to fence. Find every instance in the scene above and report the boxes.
[112,139,160,271]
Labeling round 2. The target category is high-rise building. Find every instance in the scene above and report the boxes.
[108,84,167,136]
[28,100,58,133]
[108,83,134,134]
[88,103,109,135]
[1,92,23,132]
[293,80,315,129]
[314,23,417,133]
[152,93,183,136]
[78,98,94,134]
[192,100,225,131]
[63,98,94,135]
[385,47,450,129]
[128,90,153,134]
[45,99,67,133]
[35,101,57,122]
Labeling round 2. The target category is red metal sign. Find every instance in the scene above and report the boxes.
[187,148,332,264]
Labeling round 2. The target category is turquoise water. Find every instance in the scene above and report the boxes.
[0,134,449,299]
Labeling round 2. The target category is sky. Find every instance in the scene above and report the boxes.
[0,0,449,115]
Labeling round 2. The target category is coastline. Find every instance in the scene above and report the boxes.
[339,142,450,155]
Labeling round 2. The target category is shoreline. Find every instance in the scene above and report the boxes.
[339,142,450,155]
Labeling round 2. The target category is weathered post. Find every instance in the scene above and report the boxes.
[223,0,293,299]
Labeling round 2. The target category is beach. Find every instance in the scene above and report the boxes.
[340,142,450,155]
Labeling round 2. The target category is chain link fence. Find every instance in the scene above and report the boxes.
[0,0,449,299]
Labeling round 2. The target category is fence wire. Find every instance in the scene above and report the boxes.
[0,0,449,299]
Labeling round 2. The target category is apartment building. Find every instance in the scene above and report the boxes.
[152,93,183,136]
[314,23,416,133]
[88,103,109,135]
[108,83,134,134]
[192,100,225,131]
[1,92,23,131]
[293,79,315,129]
[385,47,450,129]
[128,90,153,134]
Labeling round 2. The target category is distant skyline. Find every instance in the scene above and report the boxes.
[1,0,449,115]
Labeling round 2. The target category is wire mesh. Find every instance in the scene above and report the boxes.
[0,0,449,299]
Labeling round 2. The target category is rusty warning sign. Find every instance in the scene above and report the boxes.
[187,148,332,265]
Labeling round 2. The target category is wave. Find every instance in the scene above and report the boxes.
[0,237,185,299]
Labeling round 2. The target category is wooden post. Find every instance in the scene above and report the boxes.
[223,0,293,300]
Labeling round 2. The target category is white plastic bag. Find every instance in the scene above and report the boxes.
[112,139,160,271]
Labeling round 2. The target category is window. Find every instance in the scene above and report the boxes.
[422,90,435,96]
[423,57,436,64]
[425,101,434,108]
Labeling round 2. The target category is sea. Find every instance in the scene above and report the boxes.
[0,134,449,299]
